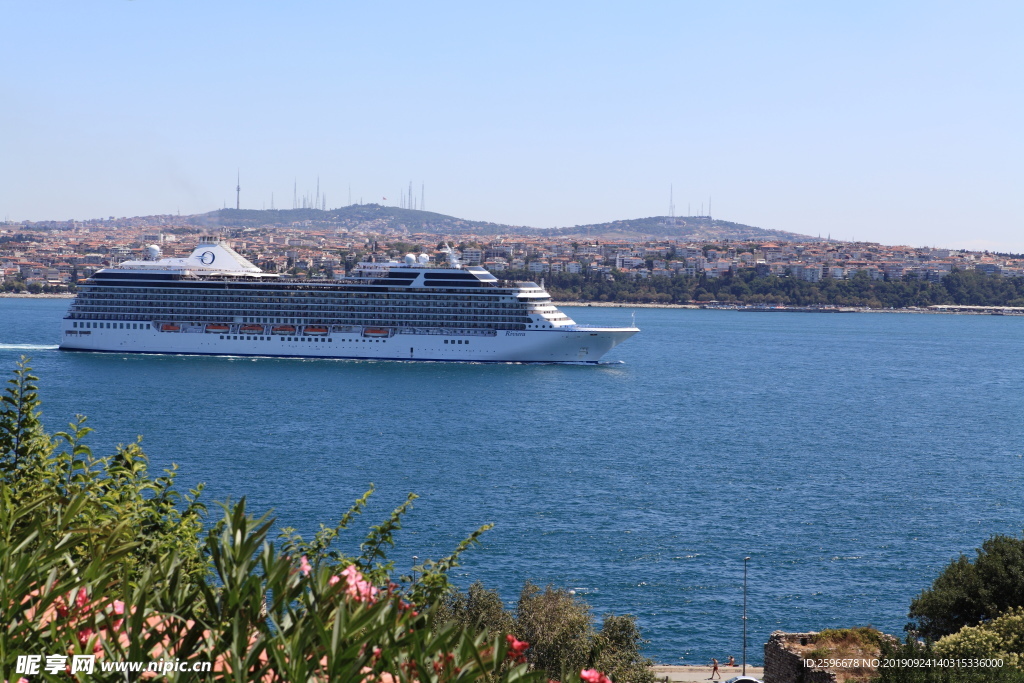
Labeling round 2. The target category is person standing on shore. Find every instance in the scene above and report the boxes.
[710,658,721,680]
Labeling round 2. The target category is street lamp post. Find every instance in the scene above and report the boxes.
[743,556,750,676]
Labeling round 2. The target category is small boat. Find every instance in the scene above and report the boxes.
[272,325,296,335]
[363,327,390,337]
[206,324,230,333]
[240,324,265,333]
[304,326,329,336]
[160,323,181,332]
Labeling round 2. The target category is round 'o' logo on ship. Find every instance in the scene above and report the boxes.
[199,251,215,265]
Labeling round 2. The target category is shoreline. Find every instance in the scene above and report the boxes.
[555,301,1024,315]
[0,294,1018,316]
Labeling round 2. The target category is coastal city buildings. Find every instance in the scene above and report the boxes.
[2,212,1021,293]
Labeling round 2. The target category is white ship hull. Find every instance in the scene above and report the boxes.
[59,322,637,363]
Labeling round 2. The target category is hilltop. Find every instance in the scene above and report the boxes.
[190,205,816,242]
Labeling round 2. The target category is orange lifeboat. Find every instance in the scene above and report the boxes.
[272,325,296,335]
[240,324,264,334]
[206,324,230,333]
[160,323,181,332]
[362,327,390,337]
[304,326,329,336]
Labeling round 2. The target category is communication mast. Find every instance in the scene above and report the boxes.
[236,170,240,210]
[669,185,676,227]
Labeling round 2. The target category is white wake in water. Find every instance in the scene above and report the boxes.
[0,344,60,350]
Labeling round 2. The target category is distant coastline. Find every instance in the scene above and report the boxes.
[555,301,1023,315]
[0,293,1019,315]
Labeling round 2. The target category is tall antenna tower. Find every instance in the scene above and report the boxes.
[421,183,425,211]
[409,181,413,210]
[236,170,240,210]
[316,176,320,210]
[293,179,297,209]
[669,184,676,227]
[708,196,712,219]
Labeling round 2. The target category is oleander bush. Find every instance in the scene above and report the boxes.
[2,358,623,682]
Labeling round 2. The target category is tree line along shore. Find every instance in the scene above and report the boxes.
[8,267,1024,311]
[526,267,1024,309]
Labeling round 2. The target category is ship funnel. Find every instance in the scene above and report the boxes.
[441,242,461,268]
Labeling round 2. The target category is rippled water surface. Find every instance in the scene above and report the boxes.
[3,298,1024,664]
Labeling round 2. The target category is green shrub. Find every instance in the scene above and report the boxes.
[436,582,515,637]
[439,581,654,683]
[935,607,1024,669]
[876,634,1024,683]
[909,535,1024,640]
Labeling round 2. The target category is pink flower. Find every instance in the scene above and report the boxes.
[110,599,126,630]
[340,565,378,603]
[506,634,529,662]
[75,588,90,611]
[54,595,69,618]
[77,627,95,647]
[580,669,611,683]
[299,555,312,576]
[329,575,341,586]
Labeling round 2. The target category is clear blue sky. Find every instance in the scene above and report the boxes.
[2,1,1022,251]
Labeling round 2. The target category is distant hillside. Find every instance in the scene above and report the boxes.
[550,215,816,242]
[191,205,815,242]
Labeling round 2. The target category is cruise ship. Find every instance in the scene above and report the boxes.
[59,239,639,363]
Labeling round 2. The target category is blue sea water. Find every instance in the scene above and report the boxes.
[3,297,1024,666]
